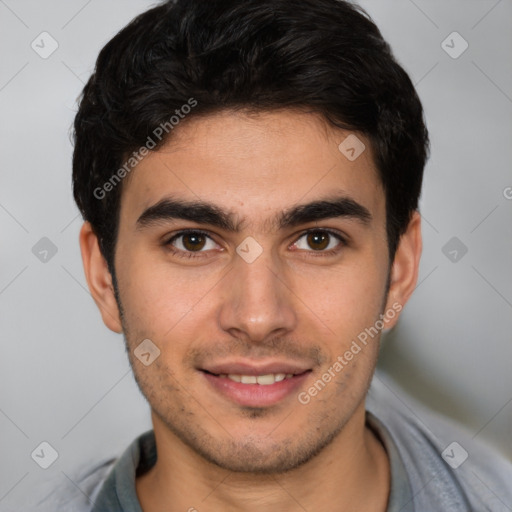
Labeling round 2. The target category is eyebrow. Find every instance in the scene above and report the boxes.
[136,195,372,232]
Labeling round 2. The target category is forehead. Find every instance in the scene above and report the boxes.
[119,109,384,228]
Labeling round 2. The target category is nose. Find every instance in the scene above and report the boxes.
[218,247,297,344]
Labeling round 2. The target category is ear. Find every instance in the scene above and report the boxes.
[383,211,422,328]
[79,222,123,333]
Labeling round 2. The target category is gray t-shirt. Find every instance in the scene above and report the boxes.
[32,377,512,511]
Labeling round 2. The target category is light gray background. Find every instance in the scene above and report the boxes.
[1,0,511,509]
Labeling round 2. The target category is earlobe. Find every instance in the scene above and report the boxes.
[79,222,123,333]
[383,211,422,329]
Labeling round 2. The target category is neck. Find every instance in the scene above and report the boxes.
[136,403,390,512]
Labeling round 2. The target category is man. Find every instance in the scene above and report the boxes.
[44,0,512,510]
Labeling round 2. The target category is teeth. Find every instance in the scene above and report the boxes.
[256,374,275,385]
[224,373,292,384]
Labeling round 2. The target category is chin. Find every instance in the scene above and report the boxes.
[180,424,343,475]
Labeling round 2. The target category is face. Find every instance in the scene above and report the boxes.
[82,109,419,474]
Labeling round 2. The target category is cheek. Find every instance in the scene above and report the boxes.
[116,253,221,343]
[289,256,387,338]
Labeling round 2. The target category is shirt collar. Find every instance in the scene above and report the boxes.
[366,411,415,512]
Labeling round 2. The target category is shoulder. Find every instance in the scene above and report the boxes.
[25,457,116,512]
[367,375,512,511]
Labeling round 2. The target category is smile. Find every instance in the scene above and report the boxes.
[213,372,297,384]
[201,369,312,407]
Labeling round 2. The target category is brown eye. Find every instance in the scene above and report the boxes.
[293,229,345,253]
[167,231,217,253]
[182,233,206,251]
[306,231,330,250]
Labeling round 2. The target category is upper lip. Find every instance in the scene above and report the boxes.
[200,360,312,376]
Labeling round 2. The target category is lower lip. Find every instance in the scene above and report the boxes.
[201,371,311,407]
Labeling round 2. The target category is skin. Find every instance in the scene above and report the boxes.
[80,109,422,511]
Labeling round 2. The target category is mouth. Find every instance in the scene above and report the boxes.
[199,362,313,407]
[204,371,301,385]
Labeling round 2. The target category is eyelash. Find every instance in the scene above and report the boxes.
[164,229,215,260]
[163,228,347,260]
